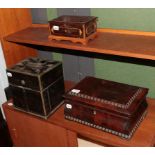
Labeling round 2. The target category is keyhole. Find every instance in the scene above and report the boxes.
[93,110,96,115]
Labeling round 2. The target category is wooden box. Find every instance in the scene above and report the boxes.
[6,57,65,119]
[64,76,148,139]
[48,15,98,45]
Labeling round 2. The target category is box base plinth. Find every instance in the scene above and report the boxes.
[48,32,98,45]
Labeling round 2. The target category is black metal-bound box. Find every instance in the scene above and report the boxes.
[6,57,65,119]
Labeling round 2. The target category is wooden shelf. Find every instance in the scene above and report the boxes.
[3,97,155,146]
[4,24,155,60]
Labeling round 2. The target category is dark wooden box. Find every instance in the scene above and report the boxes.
[48,15,98,45]
[6,57,65,119]
[64,76,148,139]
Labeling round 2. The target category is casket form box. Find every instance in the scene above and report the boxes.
[64,76,148,139]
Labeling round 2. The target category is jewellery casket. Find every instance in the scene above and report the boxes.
[6,57,65,119]
[48,15,98,45]
[64,76,148,139]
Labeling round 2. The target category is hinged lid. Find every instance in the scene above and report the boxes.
[49,15,97,24]
[64,76,148,117]
[7,57,60,76]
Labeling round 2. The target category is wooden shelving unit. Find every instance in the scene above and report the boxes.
[3,24,155,146]
[4,24,155,60]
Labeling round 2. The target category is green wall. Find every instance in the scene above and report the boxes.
[47,8,57,20]
[91,8,155,31]
[47,8,155,98]
[91,8,155,98]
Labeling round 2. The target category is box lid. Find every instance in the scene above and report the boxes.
[64,76,148,117]
[49,15,97,24]
[7,57,61,76]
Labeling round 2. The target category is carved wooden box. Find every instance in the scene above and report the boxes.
[6,57,65,119]
[64,76,148,139]
[48,15,98,45]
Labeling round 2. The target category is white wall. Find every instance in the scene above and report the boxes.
[0,42,8,108]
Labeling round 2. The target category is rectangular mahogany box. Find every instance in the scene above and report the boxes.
[64,76,148,139]
[6,57,65,119]
[48,15,98,45]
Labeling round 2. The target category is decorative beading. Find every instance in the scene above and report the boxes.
[65,110,147,139]
[68,88,143,109]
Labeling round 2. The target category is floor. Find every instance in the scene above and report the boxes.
[78,138,102,147]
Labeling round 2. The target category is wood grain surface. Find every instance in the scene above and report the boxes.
[4,24,155,60]
[0,9,37,67]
